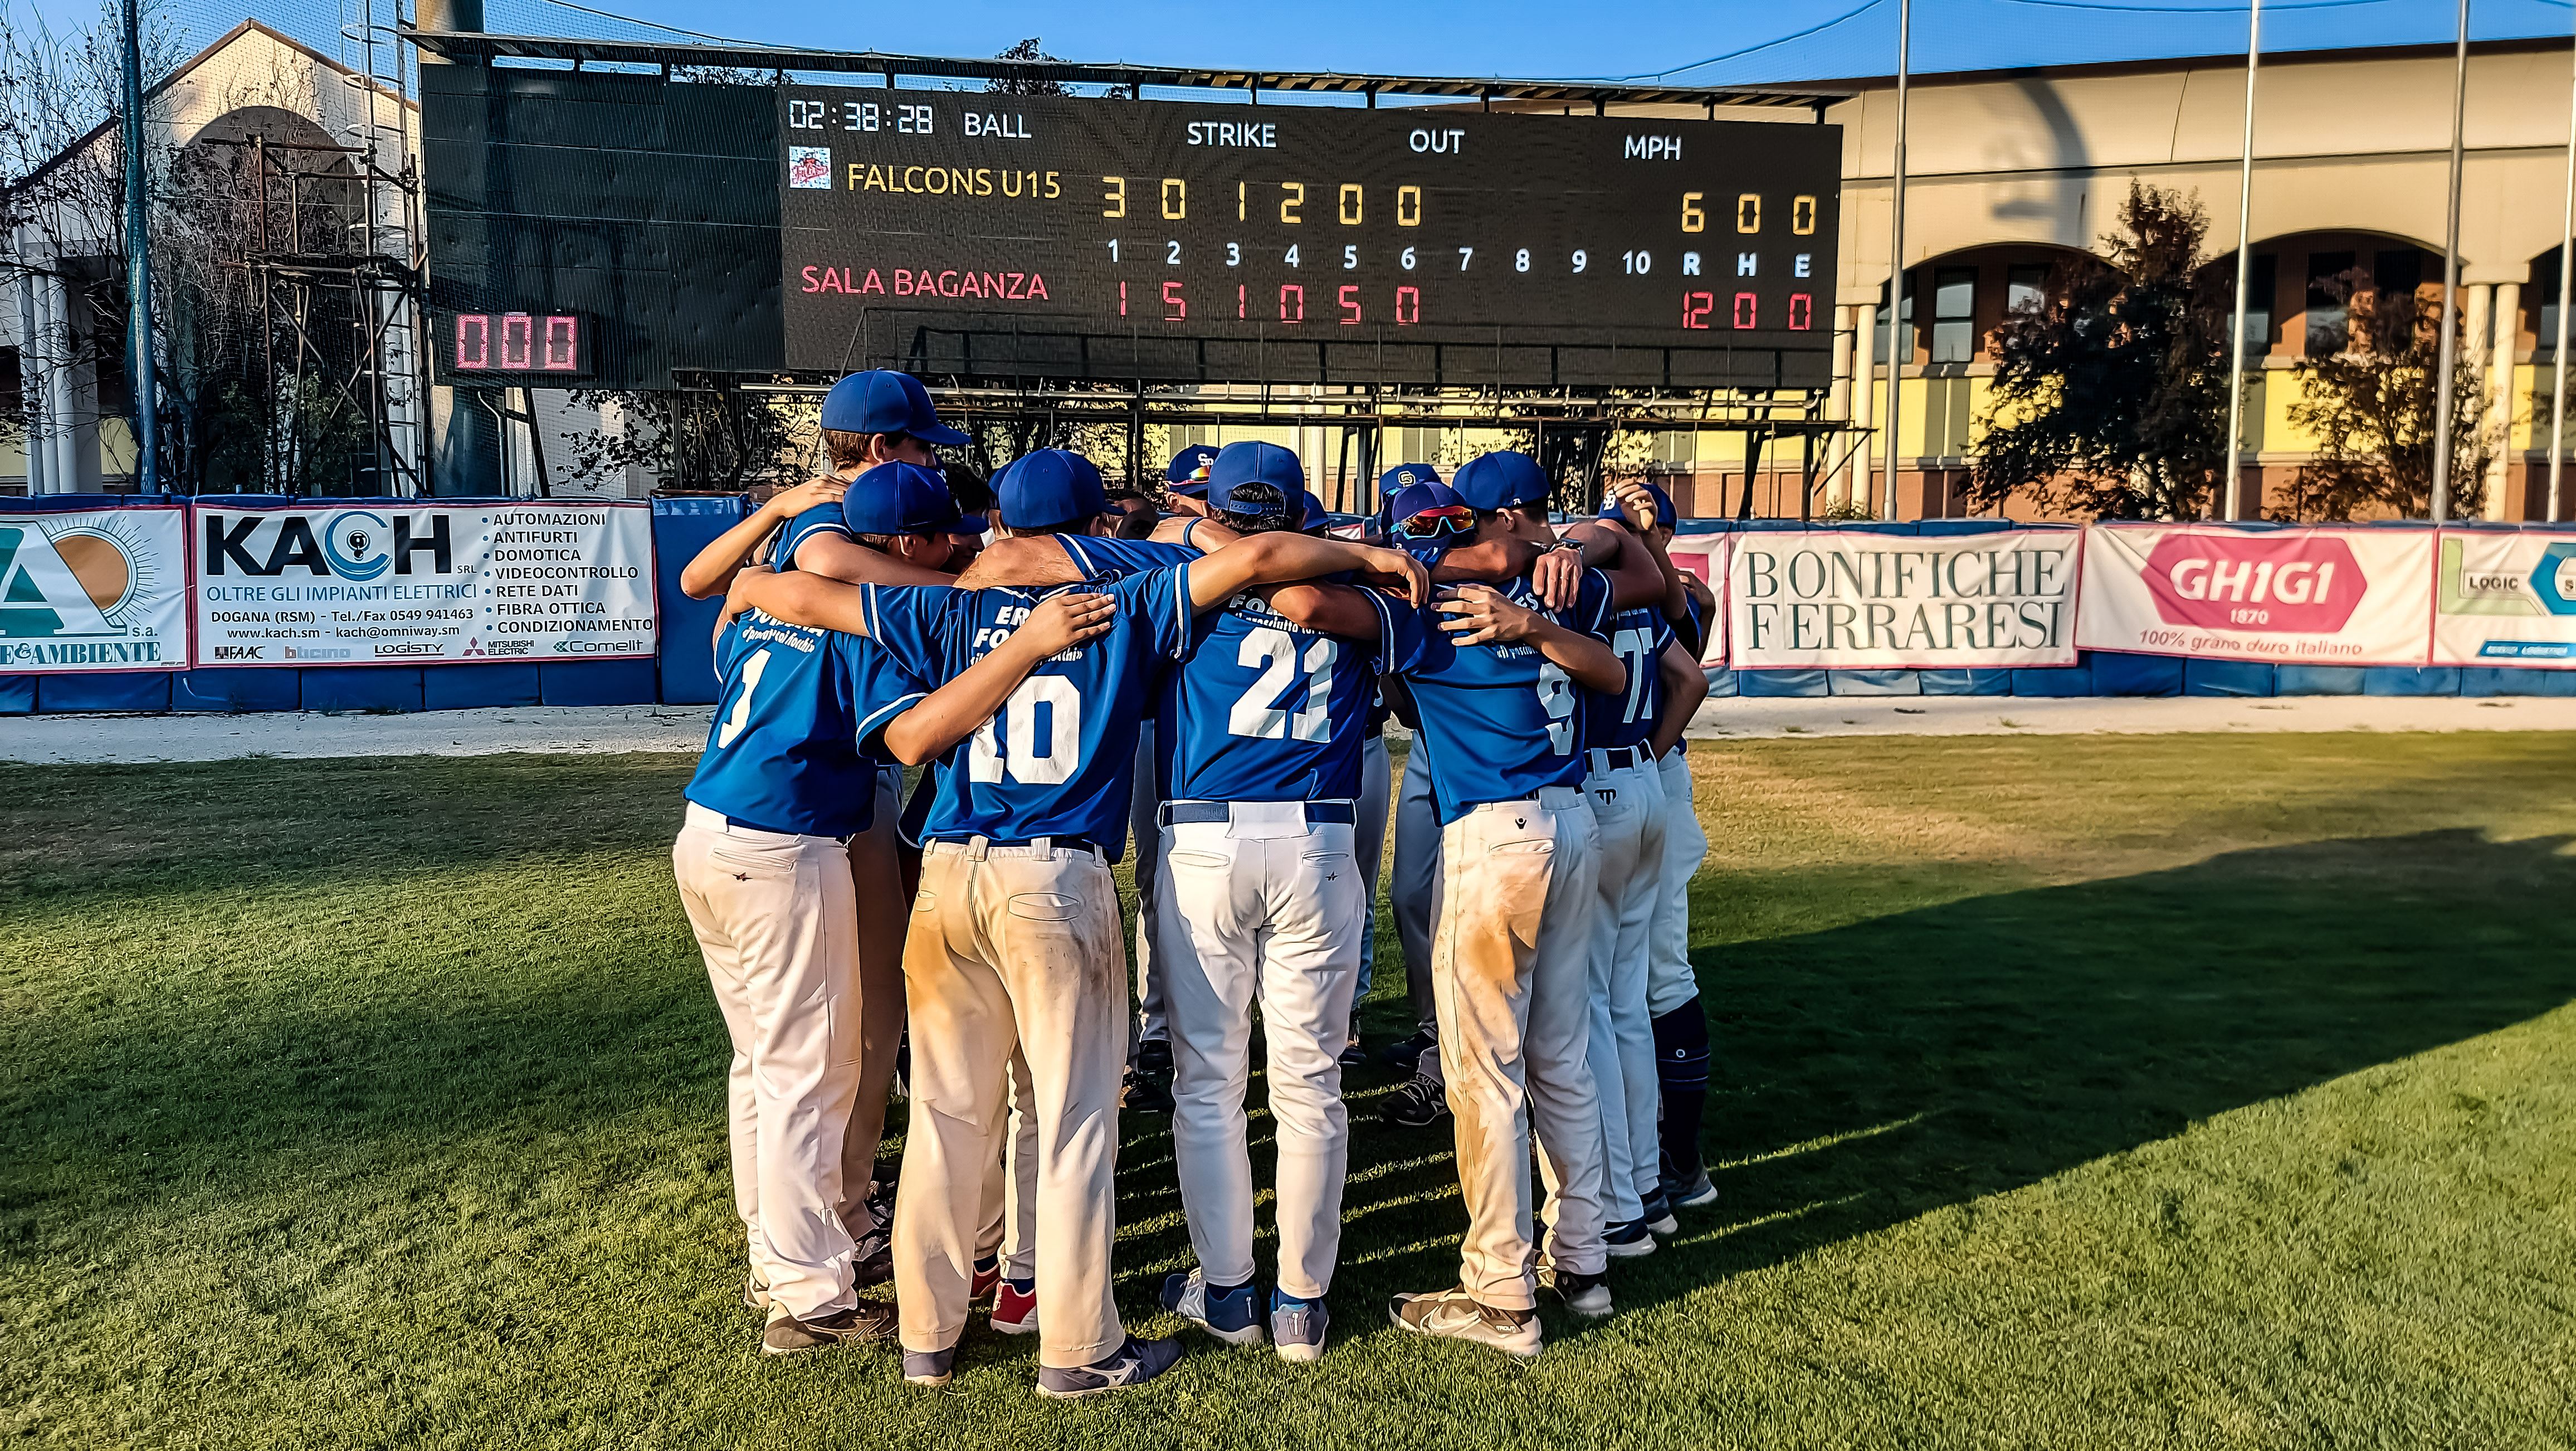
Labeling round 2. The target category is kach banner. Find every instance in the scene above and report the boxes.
[191,500,657,667]
[2431,528,2576,669]
[0,503,189,673]
[2075,524,2433,665]
[1726,528,2080,669]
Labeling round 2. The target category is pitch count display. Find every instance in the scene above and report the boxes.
[778,89,1842,388]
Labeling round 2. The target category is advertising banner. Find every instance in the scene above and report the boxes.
[191,500,656,667]
[1725,528,2079,669]
[1663,532,1732,666]
[2075,524,2433,665]
[2431,529,2576,668]
[0,504,188,673]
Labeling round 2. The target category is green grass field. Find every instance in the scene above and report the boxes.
[4,733,2575,1448]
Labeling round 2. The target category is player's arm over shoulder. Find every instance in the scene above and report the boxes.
[1256,581,1388,641]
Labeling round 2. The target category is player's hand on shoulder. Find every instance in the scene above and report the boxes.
[1016,591,1118,655]
[1531,544,1582,611]
[1355,546,1431,607]
[1436,582,1541,646]
[772,474,850,519]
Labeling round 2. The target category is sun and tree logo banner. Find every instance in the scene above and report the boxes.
[1724,528,2081,669]
[0,504,189,673]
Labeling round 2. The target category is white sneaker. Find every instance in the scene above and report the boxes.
[1389,1286,1541,1357]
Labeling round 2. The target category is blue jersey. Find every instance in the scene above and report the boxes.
[1582,603,1676,753]
[773,506,852,571]
[1160,585,1421,802]
[684,608,925,836]
[861,566,1195,856]
[1396,569,1618,826]
[1057,533,1197,580]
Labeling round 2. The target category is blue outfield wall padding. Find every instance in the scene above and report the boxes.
[2361,666,2461,697]
[2184,659,2276,697]
[541,659,658,707]
[172,669,301,714]
[2459,666,2576,697]
[2276,665,2367,695]
[1701,666,1739,698]
[1738,668,1828,698]
[1913,518,2022,536]
[2090,651,2185,697]
[1827,668,1923,696]
[2010,664,2097,697]
[1919,668,2014,696]
[426,663,541,710]
[0,675,36,713]
[653,495,747,705]
[303,667,423,713]
[37,672,173,712]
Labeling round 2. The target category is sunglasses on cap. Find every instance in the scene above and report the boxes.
[1396,504,1475,539]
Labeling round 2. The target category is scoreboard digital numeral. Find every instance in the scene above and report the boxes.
[448,313,591,378]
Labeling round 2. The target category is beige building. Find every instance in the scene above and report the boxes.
[1613,35,2575,522]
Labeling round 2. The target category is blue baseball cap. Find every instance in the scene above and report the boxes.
[1601,481,1677,529]
[1379,462,1441,498]
[951,512,991,537]
[1208,441,1305,522]
[996,449,1108,531]
[1451,451,1549,513]
[842,460,963,535]
[1299,490,1329,530]
[1389,480,1475,541]
[819,369,969,446]
[1165,444,1223,496]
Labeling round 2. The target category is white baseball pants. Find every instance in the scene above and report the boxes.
[973,1045,1041,1280]
[671,804,862,1322]
[1430,787,1608,1308]
[1388,740,1443,1035]
[1647,748,1709,1017]
[893,839,1129,1369]
[1156,803,1364,1300]
[1579,752,1668,1223]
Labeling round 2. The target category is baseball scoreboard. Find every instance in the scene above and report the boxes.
[423,65,1841,389]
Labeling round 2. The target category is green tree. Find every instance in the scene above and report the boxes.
[2281,269,2492,520]
[1969,181,2231,519]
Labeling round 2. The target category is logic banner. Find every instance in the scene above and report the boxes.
[1726,528,2079,669]
[191,500,657,668]
[1663,532,1732,665]
[2075,524,2433,665]
[0,503,188,673]
[2431,528,2576,668]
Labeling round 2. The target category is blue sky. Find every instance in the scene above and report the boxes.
[13,0,2575,87]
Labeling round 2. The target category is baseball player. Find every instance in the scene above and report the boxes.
[730,453,1427,1397]
[1375,451,1631,1354]
[1649,564,1719,1213]
[1145,442,1423,1364]
[675,564,1113,1356]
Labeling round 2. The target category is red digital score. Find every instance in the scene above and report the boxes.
[453,313,584,373]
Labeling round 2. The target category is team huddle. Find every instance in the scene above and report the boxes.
[671,369,1720,1398]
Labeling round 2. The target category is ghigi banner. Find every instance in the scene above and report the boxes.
[2431,528,2576,668]
[1726,528,2079,669]
[2076,524,2433,665]
[191,500,657,667]
[0,504,188,673]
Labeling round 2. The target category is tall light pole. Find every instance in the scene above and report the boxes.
[118,0,157,491]
[1879,0,1911,522]
[2222,0,2262,520]
[2431,0,2471,524]
[2551,9,2574,524]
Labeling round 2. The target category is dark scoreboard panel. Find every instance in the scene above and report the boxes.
[779,91,1840,389]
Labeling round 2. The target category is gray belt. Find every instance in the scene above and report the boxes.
[1159,800,1357,827]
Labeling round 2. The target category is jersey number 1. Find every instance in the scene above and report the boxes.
[714,649,772,749]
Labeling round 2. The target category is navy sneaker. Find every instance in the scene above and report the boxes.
[1638,1190,1679,1236]
[902,1345,956,1387]
[1338,1038,1368,1068]
[1668,1168,1719,1209]
[762,1302,896,1355]
[1034,1335,1183,1399]
[1160,1269,1265,1346]
[1270,1289,1329,1363]
[1382,1073,1449,1128]
[1379,1028,1437,1073]
[1603,1219,1657,1258]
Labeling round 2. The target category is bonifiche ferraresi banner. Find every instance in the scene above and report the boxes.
[1726,528,2080,670]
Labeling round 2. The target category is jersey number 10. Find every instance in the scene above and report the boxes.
[969,676,1082,785]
